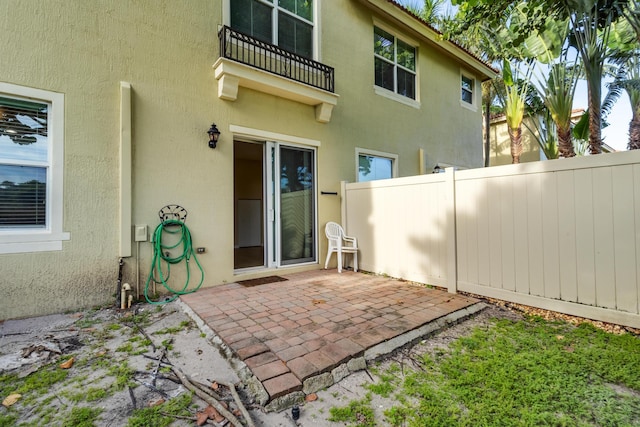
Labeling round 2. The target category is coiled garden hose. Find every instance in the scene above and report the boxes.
[144,219,204,304]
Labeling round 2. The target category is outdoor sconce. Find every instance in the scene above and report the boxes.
[207,123,221,149]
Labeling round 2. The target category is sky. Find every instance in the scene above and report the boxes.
[395,0,632,151]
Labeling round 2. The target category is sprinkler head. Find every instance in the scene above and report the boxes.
[292,405,300,420]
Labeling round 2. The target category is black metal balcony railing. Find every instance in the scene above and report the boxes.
[219,25,335,93]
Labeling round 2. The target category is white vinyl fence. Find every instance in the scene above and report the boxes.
[342,150,640,329]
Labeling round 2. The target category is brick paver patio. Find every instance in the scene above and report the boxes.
[180,270,481,405]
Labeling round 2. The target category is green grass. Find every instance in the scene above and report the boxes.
[0,414,18,427]
[61,407,102,427]
[122,310,152,328]
[65,386,108,403]
[115,342,134,353]
[0,361,104,426]
[107,360,136,391]
[153,320,192,335]
[75,317,103,329]
[331,317,640,426]
[106,323,122,331]
[328,394,376,427]
[0,364,68,404]
[0,307,196,426]
[114,339,150,356]
[127,392,194,427]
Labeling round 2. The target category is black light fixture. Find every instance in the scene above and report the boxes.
[207,123,221,149]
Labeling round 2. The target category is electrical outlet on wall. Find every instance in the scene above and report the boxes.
[134,225,147,242]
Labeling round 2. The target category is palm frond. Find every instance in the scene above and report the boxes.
[522,110,560,159]
[618,0,640,42]
[602,64,628,119]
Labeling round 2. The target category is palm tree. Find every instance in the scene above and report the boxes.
[626,56,640,149]
[523,14,579,158]
[452,0,626,155]
[563,0,622,154]
[604,54,640,149]
[540,61,581,156]
[499,60,530,163]
[602,16,640,149]
[401,0,449,30]
[520,79,563,159]
[505,85,527,163]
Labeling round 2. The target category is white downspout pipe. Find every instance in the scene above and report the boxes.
[119,82,132,258]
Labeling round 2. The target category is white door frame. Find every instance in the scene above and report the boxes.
[230,125,320,271]
[266,141,318,268]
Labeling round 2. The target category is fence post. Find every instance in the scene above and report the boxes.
[445,167,458,293]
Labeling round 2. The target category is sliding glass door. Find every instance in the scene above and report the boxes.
[235,140,316,270]
[277,145,315,265]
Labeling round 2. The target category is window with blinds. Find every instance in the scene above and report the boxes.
[0,96,49,228]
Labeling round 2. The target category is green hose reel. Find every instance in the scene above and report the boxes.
[144,205,204,304]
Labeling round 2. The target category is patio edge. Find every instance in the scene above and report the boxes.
[364,302,488,361]
[179,299,488,413]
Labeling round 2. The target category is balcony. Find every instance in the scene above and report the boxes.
[214,26,339,123]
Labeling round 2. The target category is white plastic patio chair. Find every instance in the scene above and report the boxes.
[324,221,358,273]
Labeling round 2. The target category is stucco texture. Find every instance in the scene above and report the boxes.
[0,0,221,319]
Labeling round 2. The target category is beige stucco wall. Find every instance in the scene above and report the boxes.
[327,1,484,174]
[0,0,486,319]
[0,0,223,319]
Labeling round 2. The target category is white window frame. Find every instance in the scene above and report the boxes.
[460,71,477,111]
[224,0,319,61]
[355,147,398,182]
[373,20,420,108]
[0,82,69,254]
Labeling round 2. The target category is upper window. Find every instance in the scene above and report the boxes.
[374,26,416,100]
[461,74,474,105]
[356,148,398,182]
[0,83,68,254]
[231,0,314,58]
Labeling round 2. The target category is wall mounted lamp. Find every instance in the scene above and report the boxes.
[207,123,221,149]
